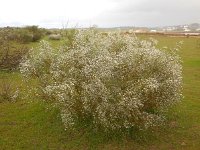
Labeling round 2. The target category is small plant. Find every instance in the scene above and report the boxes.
[20,29,182,131]
[196,39,200,48]
[0,79,19,103]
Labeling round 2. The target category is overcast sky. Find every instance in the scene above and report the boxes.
[0,0,199,28]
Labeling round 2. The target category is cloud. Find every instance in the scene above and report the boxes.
[0,0,199,27]
[92,0,200,27]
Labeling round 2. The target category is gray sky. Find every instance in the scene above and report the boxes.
[0,0,199,28]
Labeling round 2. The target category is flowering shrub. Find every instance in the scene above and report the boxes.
[20,29,182,131]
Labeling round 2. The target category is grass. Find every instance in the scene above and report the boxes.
[0,35,200,149]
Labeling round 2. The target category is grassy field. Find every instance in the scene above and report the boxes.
[0,35,200,149]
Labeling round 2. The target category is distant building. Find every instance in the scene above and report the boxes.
[183,25,191,32]
[184,28,191,32]
[166,27,173,31]
[128,29,134,33]
[133,29,149,33]
[184,33,200,36]
[150,29,157,32]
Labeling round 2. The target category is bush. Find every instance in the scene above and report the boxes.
[0,79,19,103]
[61,29,76,46]
[0,26,44,43]
[25,26,43,42]
[48,34,61,40]
[0,29,28,70]
[20,29,182,131]
[16,29,33,43]
[12,26,44,43]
